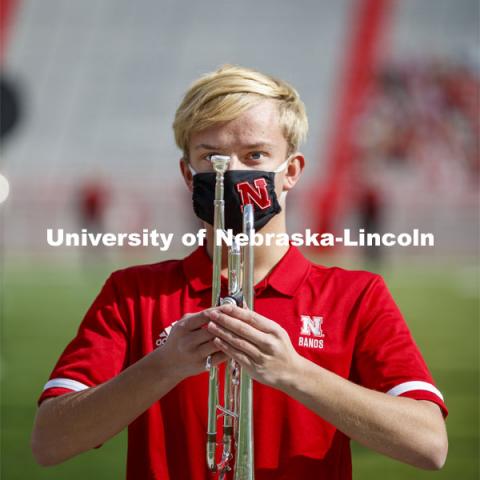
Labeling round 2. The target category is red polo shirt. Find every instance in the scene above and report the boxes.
[39,246,447,479]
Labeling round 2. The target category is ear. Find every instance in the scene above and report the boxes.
[179,158,194,192]
[282,153,305,191]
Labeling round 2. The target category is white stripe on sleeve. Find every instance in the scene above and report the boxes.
[43,378,90,392]
[386,381,444,402]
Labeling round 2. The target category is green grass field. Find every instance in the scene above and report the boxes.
[1,255,478,479]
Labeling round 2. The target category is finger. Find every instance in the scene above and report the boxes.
[206,310,272,351]
[188,327,215,347]
[216,304,278,334]
[207,321,263,362]
[197,339,224,359]
[213,337,254,370]
[208,351,228,367]
[182,308,218,331]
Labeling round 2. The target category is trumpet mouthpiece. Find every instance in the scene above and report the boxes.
[210,155,230,174]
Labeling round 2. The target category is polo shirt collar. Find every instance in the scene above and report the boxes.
[182,245,311,297]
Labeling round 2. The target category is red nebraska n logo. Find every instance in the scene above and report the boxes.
[300,315,325,337]
[236,178,271,210]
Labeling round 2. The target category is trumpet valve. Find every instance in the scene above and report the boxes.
[221,292,243,307]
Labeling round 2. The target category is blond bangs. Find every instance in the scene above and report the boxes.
[173,65,308,157]
[175,93,263,153]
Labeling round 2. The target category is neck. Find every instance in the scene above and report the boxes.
[203,212,289,284]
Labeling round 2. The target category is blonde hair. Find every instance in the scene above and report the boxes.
[173,65,308,158]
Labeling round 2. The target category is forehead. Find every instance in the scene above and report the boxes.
[189,100,287,153]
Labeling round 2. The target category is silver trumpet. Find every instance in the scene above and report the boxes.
[206,154,255,480]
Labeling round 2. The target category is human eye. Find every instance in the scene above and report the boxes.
[247,151,267,162]
[192,153,218,172]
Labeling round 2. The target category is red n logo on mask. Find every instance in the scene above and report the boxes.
[236,178,272,210]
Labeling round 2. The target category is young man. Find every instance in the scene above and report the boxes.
[32,65,448,479]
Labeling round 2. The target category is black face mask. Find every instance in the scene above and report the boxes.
[192,169,284,234]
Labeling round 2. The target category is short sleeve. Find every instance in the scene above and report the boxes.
[38,272,129,405]
[352,275,448,417]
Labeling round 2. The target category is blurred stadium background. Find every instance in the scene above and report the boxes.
[0,0,478,478]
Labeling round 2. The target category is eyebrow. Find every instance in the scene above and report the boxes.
[194,142,274,150]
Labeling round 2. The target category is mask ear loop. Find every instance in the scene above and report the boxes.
[188,165,197,176]
[275,156,292,205]
[273,156,291,173]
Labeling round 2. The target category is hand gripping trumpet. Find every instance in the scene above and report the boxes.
[206,155,255,480]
